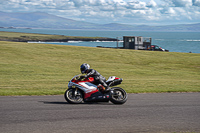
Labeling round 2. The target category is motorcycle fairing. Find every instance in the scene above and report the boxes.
[68,81,99,99]
[106,76,116,82]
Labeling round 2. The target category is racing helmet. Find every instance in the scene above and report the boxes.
[80,63,90,74]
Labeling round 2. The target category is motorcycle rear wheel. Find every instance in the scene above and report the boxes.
[64,88,83,104]
[110,87,127,104]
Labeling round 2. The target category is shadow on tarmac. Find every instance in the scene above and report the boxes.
[39,101,112,105]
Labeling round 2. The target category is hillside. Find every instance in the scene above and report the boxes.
[1,11,200,31]
[0,11,100,29]
[0,41,199,95]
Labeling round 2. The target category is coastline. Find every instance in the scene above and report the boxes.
[1,30,200,53]
[0,31,118,42]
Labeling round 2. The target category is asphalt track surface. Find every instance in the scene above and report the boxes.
[1,93,200,133]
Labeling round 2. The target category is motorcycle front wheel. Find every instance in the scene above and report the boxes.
[64,88,83,104]
[110,87,127,104]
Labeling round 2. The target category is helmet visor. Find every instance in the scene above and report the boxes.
[81,67,85,74]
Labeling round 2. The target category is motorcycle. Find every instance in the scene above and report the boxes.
[64,74,127,104]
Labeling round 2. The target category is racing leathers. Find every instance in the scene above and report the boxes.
[84,69,108,90]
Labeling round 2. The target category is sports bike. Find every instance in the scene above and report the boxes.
[64,74,127,104]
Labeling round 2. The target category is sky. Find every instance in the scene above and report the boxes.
[0,0,200,25]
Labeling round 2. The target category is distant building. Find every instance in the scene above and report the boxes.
[123,36,151,50]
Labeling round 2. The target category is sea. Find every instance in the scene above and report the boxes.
[1,28,200,53]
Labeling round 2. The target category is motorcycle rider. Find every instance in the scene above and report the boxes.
[80,63,110,91]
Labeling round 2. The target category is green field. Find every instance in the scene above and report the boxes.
[0,41,200,96]
[0,31,115,42]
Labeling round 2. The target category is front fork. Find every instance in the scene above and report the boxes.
[72,88,82,98]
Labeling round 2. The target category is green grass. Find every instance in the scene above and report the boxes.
[0,41,200,96]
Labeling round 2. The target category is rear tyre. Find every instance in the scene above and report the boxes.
[64,88,83,104]
[110,87,127,104]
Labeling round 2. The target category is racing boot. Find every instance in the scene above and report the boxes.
[99,77,110,92]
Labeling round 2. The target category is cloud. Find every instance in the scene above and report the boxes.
[126,1,147,9]
[193,0,200,6]
[172,0,193,7]
[147,0,157,7]
[162,0,200,7]
[0,0,200,25]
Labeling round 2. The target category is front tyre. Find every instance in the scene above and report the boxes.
[64,88,83,104]
[110,87,127,104]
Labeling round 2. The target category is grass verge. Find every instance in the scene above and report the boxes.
[0,41,199,96]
